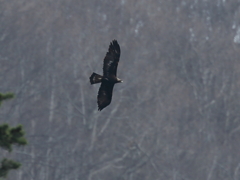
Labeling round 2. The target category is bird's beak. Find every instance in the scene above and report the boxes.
[117,78,123,83]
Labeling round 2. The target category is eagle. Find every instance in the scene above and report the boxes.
[89,40,122,111]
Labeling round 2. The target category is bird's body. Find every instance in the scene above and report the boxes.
[89,40,122,111]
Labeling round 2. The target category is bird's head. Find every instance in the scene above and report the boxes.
[117,78,123,83]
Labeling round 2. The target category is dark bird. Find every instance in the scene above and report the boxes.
[90,40,122,111]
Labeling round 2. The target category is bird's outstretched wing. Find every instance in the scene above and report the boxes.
[97,81,115,111]
[103,40,121,77]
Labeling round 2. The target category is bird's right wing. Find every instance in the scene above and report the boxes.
[103,40,121,77]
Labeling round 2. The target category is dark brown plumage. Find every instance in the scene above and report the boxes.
[89,40,122,111]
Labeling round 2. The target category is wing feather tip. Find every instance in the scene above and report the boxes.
[109,40,120,54]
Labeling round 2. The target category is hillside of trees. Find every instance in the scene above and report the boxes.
[1,0,240,179]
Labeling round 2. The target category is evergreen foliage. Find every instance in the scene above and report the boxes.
[0,93,14,105]
[0,124,27,152]
[0,159,21,178]
[0,93,27,178]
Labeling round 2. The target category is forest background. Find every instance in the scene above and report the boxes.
[1,0,240,180]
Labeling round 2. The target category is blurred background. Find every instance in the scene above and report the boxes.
[1,0,240,179]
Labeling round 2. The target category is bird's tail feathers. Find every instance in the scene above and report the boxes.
[90,73,103,84]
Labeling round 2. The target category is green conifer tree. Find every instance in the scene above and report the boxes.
[0,93,27,179]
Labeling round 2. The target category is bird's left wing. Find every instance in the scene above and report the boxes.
[97,81,115,111]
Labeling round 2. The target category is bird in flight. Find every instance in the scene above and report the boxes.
[89,40,122,111]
